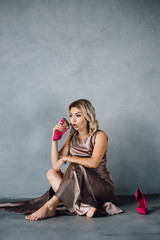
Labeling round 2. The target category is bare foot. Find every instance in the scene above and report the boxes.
[86,207,97,218]
[25,203,56,221]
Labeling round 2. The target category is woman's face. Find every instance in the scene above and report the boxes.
[69,107,88,132]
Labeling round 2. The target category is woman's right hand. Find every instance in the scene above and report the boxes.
[52,121,64,136]
[52,159,64,172]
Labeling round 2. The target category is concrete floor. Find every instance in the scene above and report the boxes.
[0,195,160,240]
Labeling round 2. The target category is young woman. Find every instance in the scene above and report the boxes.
[25,99,122,220]
[0,99,123,220]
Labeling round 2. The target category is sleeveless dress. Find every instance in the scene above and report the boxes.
[0,130,123,216]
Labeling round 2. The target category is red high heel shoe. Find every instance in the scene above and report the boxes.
[135,188,148,215]
[53,118,70,141]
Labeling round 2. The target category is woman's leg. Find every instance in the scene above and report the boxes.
[25,195,60,221]
[25,169,63,221]
[46,168,63,192]
[54,163,99,216]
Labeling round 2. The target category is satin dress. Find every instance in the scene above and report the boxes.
[0,130,123,216]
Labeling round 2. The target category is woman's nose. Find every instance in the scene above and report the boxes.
[72,117,76,122]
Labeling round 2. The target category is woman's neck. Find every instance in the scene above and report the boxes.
[77,129,89,140]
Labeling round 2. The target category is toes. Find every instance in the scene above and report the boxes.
[86,207,97,218]
[25,215,38,221]
[30,216,36,221]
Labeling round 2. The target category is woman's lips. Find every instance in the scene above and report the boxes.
[72,124,78,128]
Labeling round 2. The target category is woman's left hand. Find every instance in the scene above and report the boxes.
[53,159,64,172]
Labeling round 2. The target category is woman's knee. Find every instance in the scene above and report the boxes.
[46,168,56,180]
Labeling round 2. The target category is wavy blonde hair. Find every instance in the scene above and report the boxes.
[68,99,99,137]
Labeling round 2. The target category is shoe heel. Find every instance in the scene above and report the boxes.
[135,188,148,215]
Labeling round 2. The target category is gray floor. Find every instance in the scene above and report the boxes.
[0,195,160,240]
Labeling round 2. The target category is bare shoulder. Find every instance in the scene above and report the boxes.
[95,130,108,142]
[93,130,108,152]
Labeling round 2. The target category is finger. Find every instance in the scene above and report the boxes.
[58,121,63,126]
[57,165,61,172]
[53,122,63,132]
[57,126,63,131]
[57,124,63,130]
[54,166,60,172]
[59,124,63,128]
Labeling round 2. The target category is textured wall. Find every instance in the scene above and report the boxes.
[0,0,160,197]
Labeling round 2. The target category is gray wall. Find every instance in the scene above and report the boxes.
[0,0,160,198]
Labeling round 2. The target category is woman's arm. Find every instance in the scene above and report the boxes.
[51,134,70,167]
[51,122,70,168]
[61,131,108,169]
[58,134,70,157]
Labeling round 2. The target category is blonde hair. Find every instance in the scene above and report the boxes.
[68,99,99,137]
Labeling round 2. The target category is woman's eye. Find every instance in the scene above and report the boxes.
[77,115,81,117]
[69,115,72,118]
